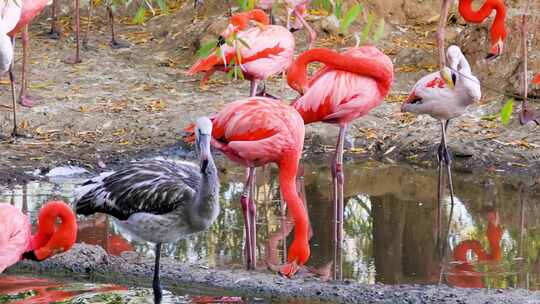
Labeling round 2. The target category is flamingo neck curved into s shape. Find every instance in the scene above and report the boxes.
[458,0,507,43]
[287,48,393,96]
[30,201,78,260]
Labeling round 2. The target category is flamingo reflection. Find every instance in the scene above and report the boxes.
[77,214,134,256]
[447,211,503,288]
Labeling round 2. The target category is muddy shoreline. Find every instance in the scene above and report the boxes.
[7,244,540,304]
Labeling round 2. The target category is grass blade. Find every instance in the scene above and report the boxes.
[339,3,362,33]
[500,98,514,126]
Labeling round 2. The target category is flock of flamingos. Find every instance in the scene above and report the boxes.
[1,0,540,303]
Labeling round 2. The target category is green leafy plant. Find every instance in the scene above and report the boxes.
[122,0,170,25]
[237,0,256,11]
[340,3,362,33]
[195,32,252,82]
[500,98,514,126]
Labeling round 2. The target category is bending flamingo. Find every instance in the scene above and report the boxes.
[186,97,309,277]
[0,201,78,273]
[287,46,393,278]
[458,0,507,59]
[258,0,315,48]
[188,9,295,96]
[74,117,220,304]
[447,211,503,288]
[0,0,51,138]
[402,45,481,230]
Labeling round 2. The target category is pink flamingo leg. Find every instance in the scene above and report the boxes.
[249,167,257,269]
[19,26,35,108]
[293,9,316,49]
[108,5,130,49]
[64,0,81,64]
[331,125,346,280]
[249,80,259,97]
[82,0,93,49]
[241,167,257,270]
[48,0,61,39]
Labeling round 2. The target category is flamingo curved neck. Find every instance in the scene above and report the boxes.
[189,156,220,231]
[278,159,309,253]
[30,202,77,260]
[458,0,506,41]
[288,48,393,95]
[453,222,502,262]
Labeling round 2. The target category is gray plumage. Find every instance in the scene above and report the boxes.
[73,117,220,244]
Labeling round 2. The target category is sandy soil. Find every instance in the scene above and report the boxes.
[0,1,539,184]
[9,244,540,304]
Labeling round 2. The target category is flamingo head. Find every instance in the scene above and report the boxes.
[222,9,270,39]
[287,63,308,95]
[279,238,310,278]
[486,39,504,61]
[24,201,78,261]
[195,117,213,173]
[0,34,13,75]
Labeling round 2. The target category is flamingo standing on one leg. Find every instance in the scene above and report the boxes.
[286,46,393,279]
[0,0,51,138]
[188,9,294,97]
[401,45,481,242]
[447,211,503,288]
[74,117,221,304]
[0,201,78,273]
[186,97,309,276]
[458,0,507,59]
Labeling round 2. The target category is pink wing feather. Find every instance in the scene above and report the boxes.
[0,204,31,273]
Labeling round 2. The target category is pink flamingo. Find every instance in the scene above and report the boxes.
[286,46,393,278]
[188,9,295,96]
[0,201,78,273]
[186,97,309,277]
[258,0,315,48]
[458,0,507,59]
[447,211,503,288]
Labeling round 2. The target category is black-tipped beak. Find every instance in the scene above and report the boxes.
[201,159,209,173]
[217,36,226,47]
[22,251,40,261]
[485,52,498,61]
[198,133,211,173]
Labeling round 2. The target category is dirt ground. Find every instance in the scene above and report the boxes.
[1,0,540,184]
[9,244,540,304]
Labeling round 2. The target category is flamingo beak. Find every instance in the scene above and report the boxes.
[440,68,455,90]
[486,40,503,61]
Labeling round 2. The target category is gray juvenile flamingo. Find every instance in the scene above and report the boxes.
[401,45,481,225]
[73,117,220,304]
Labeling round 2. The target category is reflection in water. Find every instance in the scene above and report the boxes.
[0,275,246,303]
[446,211,502,288]
[2,158,540,290]
[0,275,127,303]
